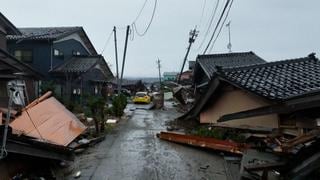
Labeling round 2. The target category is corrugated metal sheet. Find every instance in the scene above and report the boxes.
[10,96,86,146]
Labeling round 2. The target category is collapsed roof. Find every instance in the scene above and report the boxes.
[10,92,86,146]
[181,53,320,121]
[196,51,266,79]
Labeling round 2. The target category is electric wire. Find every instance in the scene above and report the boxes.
[101,30,114,54]
[198,0,207,28]
[203,0,231,54]
[208,0,234,53]
[195,0,220,51]
[132,0,157,37]
[133,0,149,23]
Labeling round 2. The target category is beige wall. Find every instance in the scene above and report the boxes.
[200,89,279,128]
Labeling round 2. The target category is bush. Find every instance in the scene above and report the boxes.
[87,96,106,134]
[111,94,127,117]
[193,127,246,143]
[40,80,56,94]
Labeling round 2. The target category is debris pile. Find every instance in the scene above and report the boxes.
[0,91,105,179]
[158,126,320,179]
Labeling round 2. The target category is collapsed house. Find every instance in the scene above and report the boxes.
[0,13,42,108]
[0,14,88,176]
[183,53,320,135]
[193,51,266,100]
[0,92,87,178]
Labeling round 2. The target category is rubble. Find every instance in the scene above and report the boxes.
[160,124,320,179]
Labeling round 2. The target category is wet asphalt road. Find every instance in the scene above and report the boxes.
[69,103,227,180]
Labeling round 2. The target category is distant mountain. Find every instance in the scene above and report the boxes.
[124,77,161,83]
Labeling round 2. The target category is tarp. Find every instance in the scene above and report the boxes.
[10,96,86,146]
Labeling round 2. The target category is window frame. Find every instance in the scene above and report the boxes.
[14,49,33,63]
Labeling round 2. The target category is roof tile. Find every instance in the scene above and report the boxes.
[220,54,320,100]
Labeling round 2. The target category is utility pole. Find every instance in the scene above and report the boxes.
[119,25,130,93]
[156,58,164,108]
[226,21,232,53]
[178,28,198,84]
[156,58,162,87]
[113,26,120,94]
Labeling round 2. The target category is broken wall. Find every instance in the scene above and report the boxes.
[200,89,279,128]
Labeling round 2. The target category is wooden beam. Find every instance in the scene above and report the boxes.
[157,131,249,155]
[218,100,320,123]
[244,161,286,172]
[6,140,73,161]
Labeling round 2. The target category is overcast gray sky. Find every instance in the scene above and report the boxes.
[1,0,320,77]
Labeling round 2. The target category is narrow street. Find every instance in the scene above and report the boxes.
[68,102,227,180]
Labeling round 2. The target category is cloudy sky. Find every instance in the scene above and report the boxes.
[1,0,319,77]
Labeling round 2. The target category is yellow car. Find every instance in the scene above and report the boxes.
[133,92,151,104]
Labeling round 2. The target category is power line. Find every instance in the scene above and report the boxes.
[203,0,231,54]
[208,0,234,53]
[132,0,157,37]
[133,0,149,23]
[198,0,207,28]
[101,30,114,54]
[195,0,220,51]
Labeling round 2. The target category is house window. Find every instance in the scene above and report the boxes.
[72,50,81,56]
[14,50,33,62]
[54,49,64,57]
[94,86,98,94]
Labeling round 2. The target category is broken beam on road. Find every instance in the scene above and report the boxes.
[156,131,249,155]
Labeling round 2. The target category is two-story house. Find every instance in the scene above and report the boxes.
[7,27,113,100]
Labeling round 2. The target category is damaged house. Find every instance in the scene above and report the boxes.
[193,52,266,100]
[0,12,42,108]
[0,13,87,179]
[7,26,113,100]
[183,53,320,136]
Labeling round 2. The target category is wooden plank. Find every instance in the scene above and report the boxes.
[218,100,320,123]
[157,131,249,155]
[244,161,286,172]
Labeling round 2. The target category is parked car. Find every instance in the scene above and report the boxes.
[113,88,131,96]
[133,92,151,104]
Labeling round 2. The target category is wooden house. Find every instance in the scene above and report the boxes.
[182,53,320,136]
[7,27,113,99]
[0,13,41,106]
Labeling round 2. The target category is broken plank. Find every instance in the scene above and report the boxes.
[244,161,286,172]
[157,131,249,155]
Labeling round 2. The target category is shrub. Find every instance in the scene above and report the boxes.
[111,94,127,117]
[40,81,56,94]
[193,127,246,143]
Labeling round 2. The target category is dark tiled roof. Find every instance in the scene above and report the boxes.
[197,51,266,78]
[51,55,102,73]
[7,27,82,40]
[220,53,320,101]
